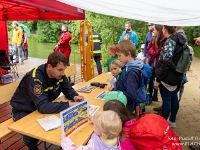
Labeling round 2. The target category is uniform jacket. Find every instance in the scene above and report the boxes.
[86,30,102,56]
[10,64,78,114]
[55,31,72,58]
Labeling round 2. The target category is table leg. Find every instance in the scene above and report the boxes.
[44,142,47,150]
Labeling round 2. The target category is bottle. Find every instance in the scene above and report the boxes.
[1,74,13,84]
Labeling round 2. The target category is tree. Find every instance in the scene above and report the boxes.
[86,11,148,64]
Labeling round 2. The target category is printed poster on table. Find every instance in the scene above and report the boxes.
[95,91,108,100]
[77,85,97,93]
[60,101,89,136]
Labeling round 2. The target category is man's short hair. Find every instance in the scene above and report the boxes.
[47,52,68,67]
[125,21,132,28]
[116,40,136,58]
[93,110,122,139]
[12,21,18,26]
[62,24,68,30]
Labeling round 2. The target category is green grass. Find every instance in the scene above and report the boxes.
[28,41,80,63]
[192,45,200,58]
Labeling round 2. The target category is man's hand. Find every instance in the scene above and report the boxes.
[73,95,84,102]
[68,101,80,107]
[154,81,160,90]
[194,37,200,46]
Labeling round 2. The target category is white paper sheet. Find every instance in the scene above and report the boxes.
[37,115,61,131]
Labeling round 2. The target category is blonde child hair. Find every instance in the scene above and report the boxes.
[110,60,123,69]
[93,110,122,139]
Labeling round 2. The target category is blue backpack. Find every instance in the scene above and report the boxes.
[121,64,152,105]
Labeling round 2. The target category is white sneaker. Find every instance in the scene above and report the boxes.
[167,118,176,128]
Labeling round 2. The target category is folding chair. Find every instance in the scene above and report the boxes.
[64,65,77,84]
[0,50,19,79]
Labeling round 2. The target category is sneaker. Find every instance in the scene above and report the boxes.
[151,95,158,101]
[153,106,162,111]
[167,118,176,128]
[15,61,19,64]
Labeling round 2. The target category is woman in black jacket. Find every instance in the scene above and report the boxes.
[154,25,186,128]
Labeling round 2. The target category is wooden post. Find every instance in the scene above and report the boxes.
[79,20,94,82]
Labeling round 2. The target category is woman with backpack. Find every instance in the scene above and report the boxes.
[154,25,186,128]
[147,24,166,106]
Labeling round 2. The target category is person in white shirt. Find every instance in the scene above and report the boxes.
[137,44,146,62]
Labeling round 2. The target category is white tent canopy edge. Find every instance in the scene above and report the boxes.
[58,0,200,26]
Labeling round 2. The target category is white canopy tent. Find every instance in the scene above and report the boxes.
[58,0,200,26]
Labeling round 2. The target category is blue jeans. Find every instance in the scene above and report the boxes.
[94,55,102,75]
[14,44,24,62]
[159,83,179,122]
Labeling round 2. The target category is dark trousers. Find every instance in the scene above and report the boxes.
[12,111,39,150]
[159,84,179,122]
[149,67,158,99]
[94,55,102,75]
[22,43,28,58]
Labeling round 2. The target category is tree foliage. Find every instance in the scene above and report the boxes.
[86,11,148,64]
[7,12,200,62]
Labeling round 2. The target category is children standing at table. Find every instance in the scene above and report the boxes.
[111,40,143,115]
[104,46,118,72]
[61,110,122,150]
[108,60,124,90]
[104,91,136,150]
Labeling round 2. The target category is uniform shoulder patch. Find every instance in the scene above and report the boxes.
[34,78,42,84]
[34,84,43,96]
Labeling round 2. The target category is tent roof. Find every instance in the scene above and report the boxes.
[58,0,200,26]
[0,0,85,20]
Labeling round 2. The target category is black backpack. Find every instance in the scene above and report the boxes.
[175,43,191,73]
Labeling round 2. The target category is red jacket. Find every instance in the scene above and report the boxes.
[55,31,72,59]
[147,36,166,67]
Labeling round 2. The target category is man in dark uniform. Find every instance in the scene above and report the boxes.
[10,52,83,150]
[86,26,103,75]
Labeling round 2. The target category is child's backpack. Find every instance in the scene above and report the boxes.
[129,114,183,150]
[121,64,152,105]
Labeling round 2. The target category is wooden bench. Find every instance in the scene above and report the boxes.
[0,81,20,141]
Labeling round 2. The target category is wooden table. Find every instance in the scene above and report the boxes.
[8,73,113,146]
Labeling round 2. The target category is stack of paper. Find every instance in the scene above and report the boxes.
[37,115,61,131]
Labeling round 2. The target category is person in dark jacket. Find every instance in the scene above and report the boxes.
[86,27,103,75]
[154,25,186,128]
[111,40,142,116]
[144,23,155,57]
[10,52,84,150]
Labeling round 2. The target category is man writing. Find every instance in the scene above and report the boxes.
[10,52,83,150]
